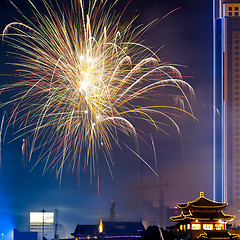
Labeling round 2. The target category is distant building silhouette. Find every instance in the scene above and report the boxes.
[71,219,145,240]
[213,0,240,208]
[13,228,38,240]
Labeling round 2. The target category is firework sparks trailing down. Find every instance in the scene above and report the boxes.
[1,0,196,181]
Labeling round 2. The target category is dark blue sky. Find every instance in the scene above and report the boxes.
[0,0,213,239]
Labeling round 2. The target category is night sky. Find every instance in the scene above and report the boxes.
[0,0,213,239]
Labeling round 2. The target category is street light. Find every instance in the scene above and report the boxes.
[41,209,46,240]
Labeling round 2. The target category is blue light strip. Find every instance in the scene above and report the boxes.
[222,101,225,202]
[221,16,226,203]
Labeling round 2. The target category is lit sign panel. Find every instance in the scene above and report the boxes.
[30,212,54,223]
[203,224,213,230]
[191,224,201,230]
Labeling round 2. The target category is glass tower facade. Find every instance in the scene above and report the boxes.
[214,0,240,207]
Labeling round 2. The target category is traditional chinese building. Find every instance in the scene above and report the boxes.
[71,218,145,240]
[170,192,239,240]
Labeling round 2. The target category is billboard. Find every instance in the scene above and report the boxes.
[30,212,54,224]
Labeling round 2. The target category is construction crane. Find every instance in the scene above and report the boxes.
[110,200,116,222]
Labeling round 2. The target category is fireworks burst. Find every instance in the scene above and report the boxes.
[1,0,195,181]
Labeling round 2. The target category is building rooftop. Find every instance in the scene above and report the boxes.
[198,230,239,239]
[170,210,235,222]
[223,0,240,3]
[71,221,145,238]
[177,192,228,210]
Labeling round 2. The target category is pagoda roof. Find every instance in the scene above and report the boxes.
[177,192,228,210]
[170,210,235,222]
[197,230,239,239]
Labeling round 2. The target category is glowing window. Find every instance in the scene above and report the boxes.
[215,224,224,230]
[191,224,201,230]
[187,224,190,230]
[203,224,213,230]
[180,225,183,231]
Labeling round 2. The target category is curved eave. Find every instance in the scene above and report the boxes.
[177,193,228,210]
[177,203,228,210]
[170,213,235,222]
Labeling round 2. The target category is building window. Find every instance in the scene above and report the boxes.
[192,224,201,230]
[203,224,213,230]
[235,12,239,16]
[235,57,239,61]
[229,7,233,10]
[230,12,233,16]
[235,7,239,10]
[215,224,224,230]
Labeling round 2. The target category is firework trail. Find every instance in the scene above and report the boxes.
[1,0,196,180]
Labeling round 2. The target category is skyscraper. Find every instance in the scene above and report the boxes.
[213,0,240,207]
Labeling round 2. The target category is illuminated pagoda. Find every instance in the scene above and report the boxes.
[170,192,238,240]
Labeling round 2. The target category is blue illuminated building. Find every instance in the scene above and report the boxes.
[213,0,240,207]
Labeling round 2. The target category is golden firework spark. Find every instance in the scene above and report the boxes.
[1,0,195,181]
